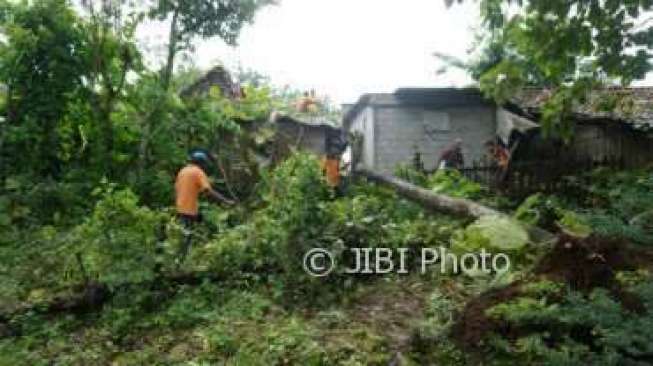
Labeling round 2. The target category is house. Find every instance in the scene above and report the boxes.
[508,87,653,168]
[344,87,653,174]
[343,88,497,173]
[179,65,242,100]
[269,111,346,161]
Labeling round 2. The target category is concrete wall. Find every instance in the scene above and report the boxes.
[348,106,375,169]
[372,105,496,173]
[276,122,327,155]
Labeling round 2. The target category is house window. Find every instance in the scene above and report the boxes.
[423,110,450,133]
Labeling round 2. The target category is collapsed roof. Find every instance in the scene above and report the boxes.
[179,65,241,100]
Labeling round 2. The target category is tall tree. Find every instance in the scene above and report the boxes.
[0,0,88,177]
[149,0,276,90]
[132,0,274,187]
[78,0,143,176]
[446,0,653,140]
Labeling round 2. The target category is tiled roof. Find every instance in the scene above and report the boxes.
[512,87,653,131]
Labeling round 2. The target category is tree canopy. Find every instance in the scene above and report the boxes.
[150,0,276,89]
[447,0,653,140]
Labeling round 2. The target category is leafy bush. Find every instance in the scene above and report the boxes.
[192,153,463,304]
[191,154,335,302]
[513,193,563,229]
[451,215,529,255]
[428,169,484,199]
[485,278,653,365]
[556,210,592,238]
[573,168,653,244]
[585,211,653,245]
[65,184,165,285]
[515,168,653,244]
[395,164,429,187]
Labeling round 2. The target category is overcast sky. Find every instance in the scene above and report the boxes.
[136,0,652,105]
[137,0,481,104]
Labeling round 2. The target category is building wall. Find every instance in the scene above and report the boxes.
[514,122,653,169]
[572,124,653,167]
[372,105,496,173]
[348,106,375,169]
[276,122,327,155]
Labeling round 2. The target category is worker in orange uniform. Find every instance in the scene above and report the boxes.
[322,153,341,190]
[175,149,234,263]
[296,90,320,114]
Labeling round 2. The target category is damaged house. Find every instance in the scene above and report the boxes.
[344,87,653,177]
[509,87,653,167]
[181,66,346,164]
[269,111,345,161]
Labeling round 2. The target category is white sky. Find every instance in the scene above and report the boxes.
[137,0,480,104]
[136,0,652,105]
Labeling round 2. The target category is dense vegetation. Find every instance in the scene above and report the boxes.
[1,0,653,365]
[445,0,653,140]
[2,151,652,364]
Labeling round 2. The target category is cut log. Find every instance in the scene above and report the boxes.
[359,169,502,219]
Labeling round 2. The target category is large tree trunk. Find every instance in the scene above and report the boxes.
[161,8,179,90]
[359,169,502,218]
[359,169,555,243]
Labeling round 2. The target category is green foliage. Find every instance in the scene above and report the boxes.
[0,0,90,176]
[2,1,653,364]
[190,154,331,301]
[452,215,529,254]
[150,0,275,88]
[418,288,457,339]
[395,164,429,187]
[394,166,488,202]
[556,210,592,238]
[0,175,91,227]
[150,0,276,47]
[428,169,484,199]
[484,278,653,365]
[547,167,653,244]
[0,0,279,219]
[521,279,564,298]
[511,167,653,249]
[513,193,564,229]
[453,0,653,140]
[191,154,463,304]
[65,184,165,285]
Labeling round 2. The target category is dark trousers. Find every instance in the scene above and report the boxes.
[177,213,201,263]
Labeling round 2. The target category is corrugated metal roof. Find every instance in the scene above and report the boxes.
[270,111,341,131]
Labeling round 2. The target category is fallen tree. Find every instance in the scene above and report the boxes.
[358,169,555,243]
[359,169,502,219]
